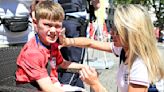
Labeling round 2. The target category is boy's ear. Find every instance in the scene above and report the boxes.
[32,18,39,33]
[33,18,37,25]
[32,11,37,24]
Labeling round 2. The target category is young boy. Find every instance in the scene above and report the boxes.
[15,1,87,92]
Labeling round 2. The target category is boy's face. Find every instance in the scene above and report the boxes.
[35,19,63,46]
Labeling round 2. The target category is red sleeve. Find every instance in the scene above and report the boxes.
[18,49,49,81]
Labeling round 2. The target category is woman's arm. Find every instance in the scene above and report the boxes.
[59,28,113,52]
[60,37,113,52]
[89,81,108,92]
[128,83,148,92]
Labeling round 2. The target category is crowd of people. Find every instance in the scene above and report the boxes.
[0,0,164,92]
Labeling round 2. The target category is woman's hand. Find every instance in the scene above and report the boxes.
[79,66,99,86]
[58,28,70,47]
[58,28,76,48]
[79,67,108,92]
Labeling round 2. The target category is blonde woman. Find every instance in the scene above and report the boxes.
[59,4,164,92]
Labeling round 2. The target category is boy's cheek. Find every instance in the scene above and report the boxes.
[57,28,65,35]
[56,28,62,33]
[56,29,61,35]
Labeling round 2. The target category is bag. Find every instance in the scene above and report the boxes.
[148,84,159,92]
[1,16,29,32]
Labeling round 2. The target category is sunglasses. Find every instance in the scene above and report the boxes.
[109,22,118,35]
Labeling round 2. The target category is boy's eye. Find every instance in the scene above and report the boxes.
[55,25,62,29]
[44,23,52,27]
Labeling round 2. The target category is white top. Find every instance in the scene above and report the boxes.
[116,58,149,92]
[111,43,149,92]
[0,0,34,45]
[111,43,164,92]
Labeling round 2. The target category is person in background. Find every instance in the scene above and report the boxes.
[59,4,164,92]
[57,0,100,88]
[0,0,34,47]
[15,1,88,92]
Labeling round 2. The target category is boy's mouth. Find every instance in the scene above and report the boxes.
[50,34,55,38]
[48,32,57,39]
[47,34,57,42]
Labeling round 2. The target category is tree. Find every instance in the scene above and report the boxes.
[151,0,164,30]
[113,0,164,30]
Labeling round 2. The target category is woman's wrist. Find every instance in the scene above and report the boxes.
[90,82,108,92]
[69,38,75,46]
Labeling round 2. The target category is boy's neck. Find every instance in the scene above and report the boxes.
[35,34,51,49]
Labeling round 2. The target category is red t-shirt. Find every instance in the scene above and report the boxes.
[16,37,63,83]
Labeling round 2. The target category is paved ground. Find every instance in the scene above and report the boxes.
[84,43,164,92]
[158,43,164,60]
[83,48,120,92]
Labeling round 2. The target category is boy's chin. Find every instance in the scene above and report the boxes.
[47,38,58,44]
[48,40,57,44]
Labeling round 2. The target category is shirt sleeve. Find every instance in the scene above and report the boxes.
[19,49,49,81]
[129,58,149,87]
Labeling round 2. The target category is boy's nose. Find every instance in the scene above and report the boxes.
[50,27,56,32]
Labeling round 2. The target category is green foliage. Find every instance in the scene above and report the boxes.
[113,0,164,29]
[114,0,132,4]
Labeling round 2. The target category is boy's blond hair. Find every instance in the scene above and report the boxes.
[35,1,65,22]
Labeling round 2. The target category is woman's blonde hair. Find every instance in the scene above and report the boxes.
[114,4,164,83]
[34,1,64,22]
